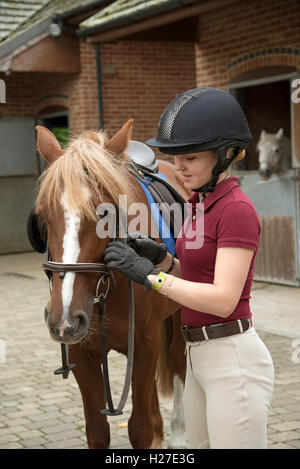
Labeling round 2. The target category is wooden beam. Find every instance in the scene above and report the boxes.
[124,17,198,43]
[11,34,80,73]
[87,0,241,43]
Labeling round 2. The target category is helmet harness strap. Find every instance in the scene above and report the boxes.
[193,146,239,195]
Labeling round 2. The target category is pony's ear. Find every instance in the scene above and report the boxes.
[105,119,133,157]
[276,128,283,140]
[36,125,65,163]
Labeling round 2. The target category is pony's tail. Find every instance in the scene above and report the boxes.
[157,309,186,397]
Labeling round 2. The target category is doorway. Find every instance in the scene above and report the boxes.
[227,71,300,286]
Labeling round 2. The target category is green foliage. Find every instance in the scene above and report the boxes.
[51,127,69,148]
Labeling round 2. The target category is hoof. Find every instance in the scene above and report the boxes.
[168,442,189,449]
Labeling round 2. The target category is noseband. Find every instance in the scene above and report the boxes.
[43,250,135,417]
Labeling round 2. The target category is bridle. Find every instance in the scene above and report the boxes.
[42,212,135,417]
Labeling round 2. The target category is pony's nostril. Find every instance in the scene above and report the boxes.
[73,311,88,333]
[259,168,272,179]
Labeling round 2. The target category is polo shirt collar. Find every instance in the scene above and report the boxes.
[188,177,239,211]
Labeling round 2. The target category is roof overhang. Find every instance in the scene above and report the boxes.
[0,17,53,61]
[81,0,241,43]
[0,0,113,72]
[0,33,80,74]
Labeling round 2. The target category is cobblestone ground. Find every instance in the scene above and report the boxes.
[0,270,300,449]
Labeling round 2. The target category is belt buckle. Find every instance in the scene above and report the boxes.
[237,319,243,333]
[202,326,209,341]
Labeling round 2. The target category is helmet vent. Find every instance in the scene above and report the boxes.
[158,88,210,143]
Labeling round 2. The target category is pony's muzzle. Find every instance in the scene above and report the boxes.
[46,309,89,344]
[259,167,272,180]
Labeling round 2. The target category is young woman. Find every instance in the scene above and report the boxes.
[104,87,275,449]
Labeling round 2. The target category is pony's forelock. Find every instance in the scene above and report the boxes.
[35,130,136,221]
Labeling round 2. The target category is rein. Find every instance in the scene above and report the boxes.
[43,212,135,417]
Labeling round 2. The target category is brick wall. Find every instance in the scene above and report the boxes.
[195,0,300,88]
[0,39,196,154]
[0,71,75,118]
[68,41,99,135]
[100,40,196,147]
[1,0,299,138]
[0,72,36,117]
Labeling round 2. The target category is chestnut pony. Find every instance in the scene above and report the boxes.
[34,120,191,449]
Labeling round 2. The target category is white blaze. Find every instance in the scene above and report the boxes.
[61,193,81,321]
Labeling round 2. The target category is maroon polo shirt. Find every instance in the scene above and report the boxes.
[176,177,261,328]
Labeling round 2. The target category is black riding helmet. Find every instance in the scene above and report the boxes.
[146,87,252,193]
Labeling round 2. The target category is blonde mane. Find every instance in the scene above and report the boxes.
[35,130,137,221]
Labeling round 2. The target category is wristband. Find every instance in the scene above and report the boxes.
[152,271,167,291]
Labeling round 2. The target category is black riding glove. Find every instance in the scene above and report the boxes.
[104,240,160,290]
[127,233,168,265]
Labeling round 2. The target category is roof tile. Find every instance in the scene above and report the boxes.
[0,0,50,42]
[0,0,106,44]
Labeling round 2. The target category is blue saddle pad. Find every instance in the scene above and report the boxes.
[135,172,176,256]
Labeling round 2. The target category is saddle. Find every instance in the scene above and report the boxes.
[126,141,187,251]
[128,164,187,254]
[27,152,187,254]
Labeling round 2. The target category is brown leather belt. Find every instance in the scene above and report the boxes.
[181,318,252,343]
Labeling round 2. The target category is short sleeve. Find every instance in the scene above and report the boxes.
[217,201,261,251]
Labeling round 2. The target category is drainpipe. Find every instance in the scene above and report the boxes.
[95,43,104,130]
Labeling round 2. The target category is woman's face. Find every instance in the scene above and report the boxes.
[174,151,218,190]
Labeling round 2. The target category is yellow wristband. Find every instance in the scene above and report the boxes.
[152,272,167,291]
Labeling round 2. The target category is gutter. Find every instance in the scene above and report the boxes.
[55,0,113,21]
[78,0,199,37]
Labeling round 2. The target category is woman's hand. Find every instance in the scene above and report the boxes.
[127,233,168,265]
[104,240,160,289]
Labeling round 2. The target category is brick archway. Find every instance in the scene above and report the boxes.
[36,95,69,115]
[227,48,299,80]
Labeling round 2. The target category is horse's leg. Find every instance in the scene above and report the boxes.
[68,343,110,449]
[151,384,164,449]
[169,310,188,449]
[128,336,160,449]
[169,375,188,449]
[158,310,187,449]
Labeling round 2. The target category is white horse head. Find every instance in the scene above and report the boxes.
[257,128,290,180]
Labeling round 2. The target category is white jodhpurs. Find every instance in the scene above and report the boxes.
[183,328,274,449]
